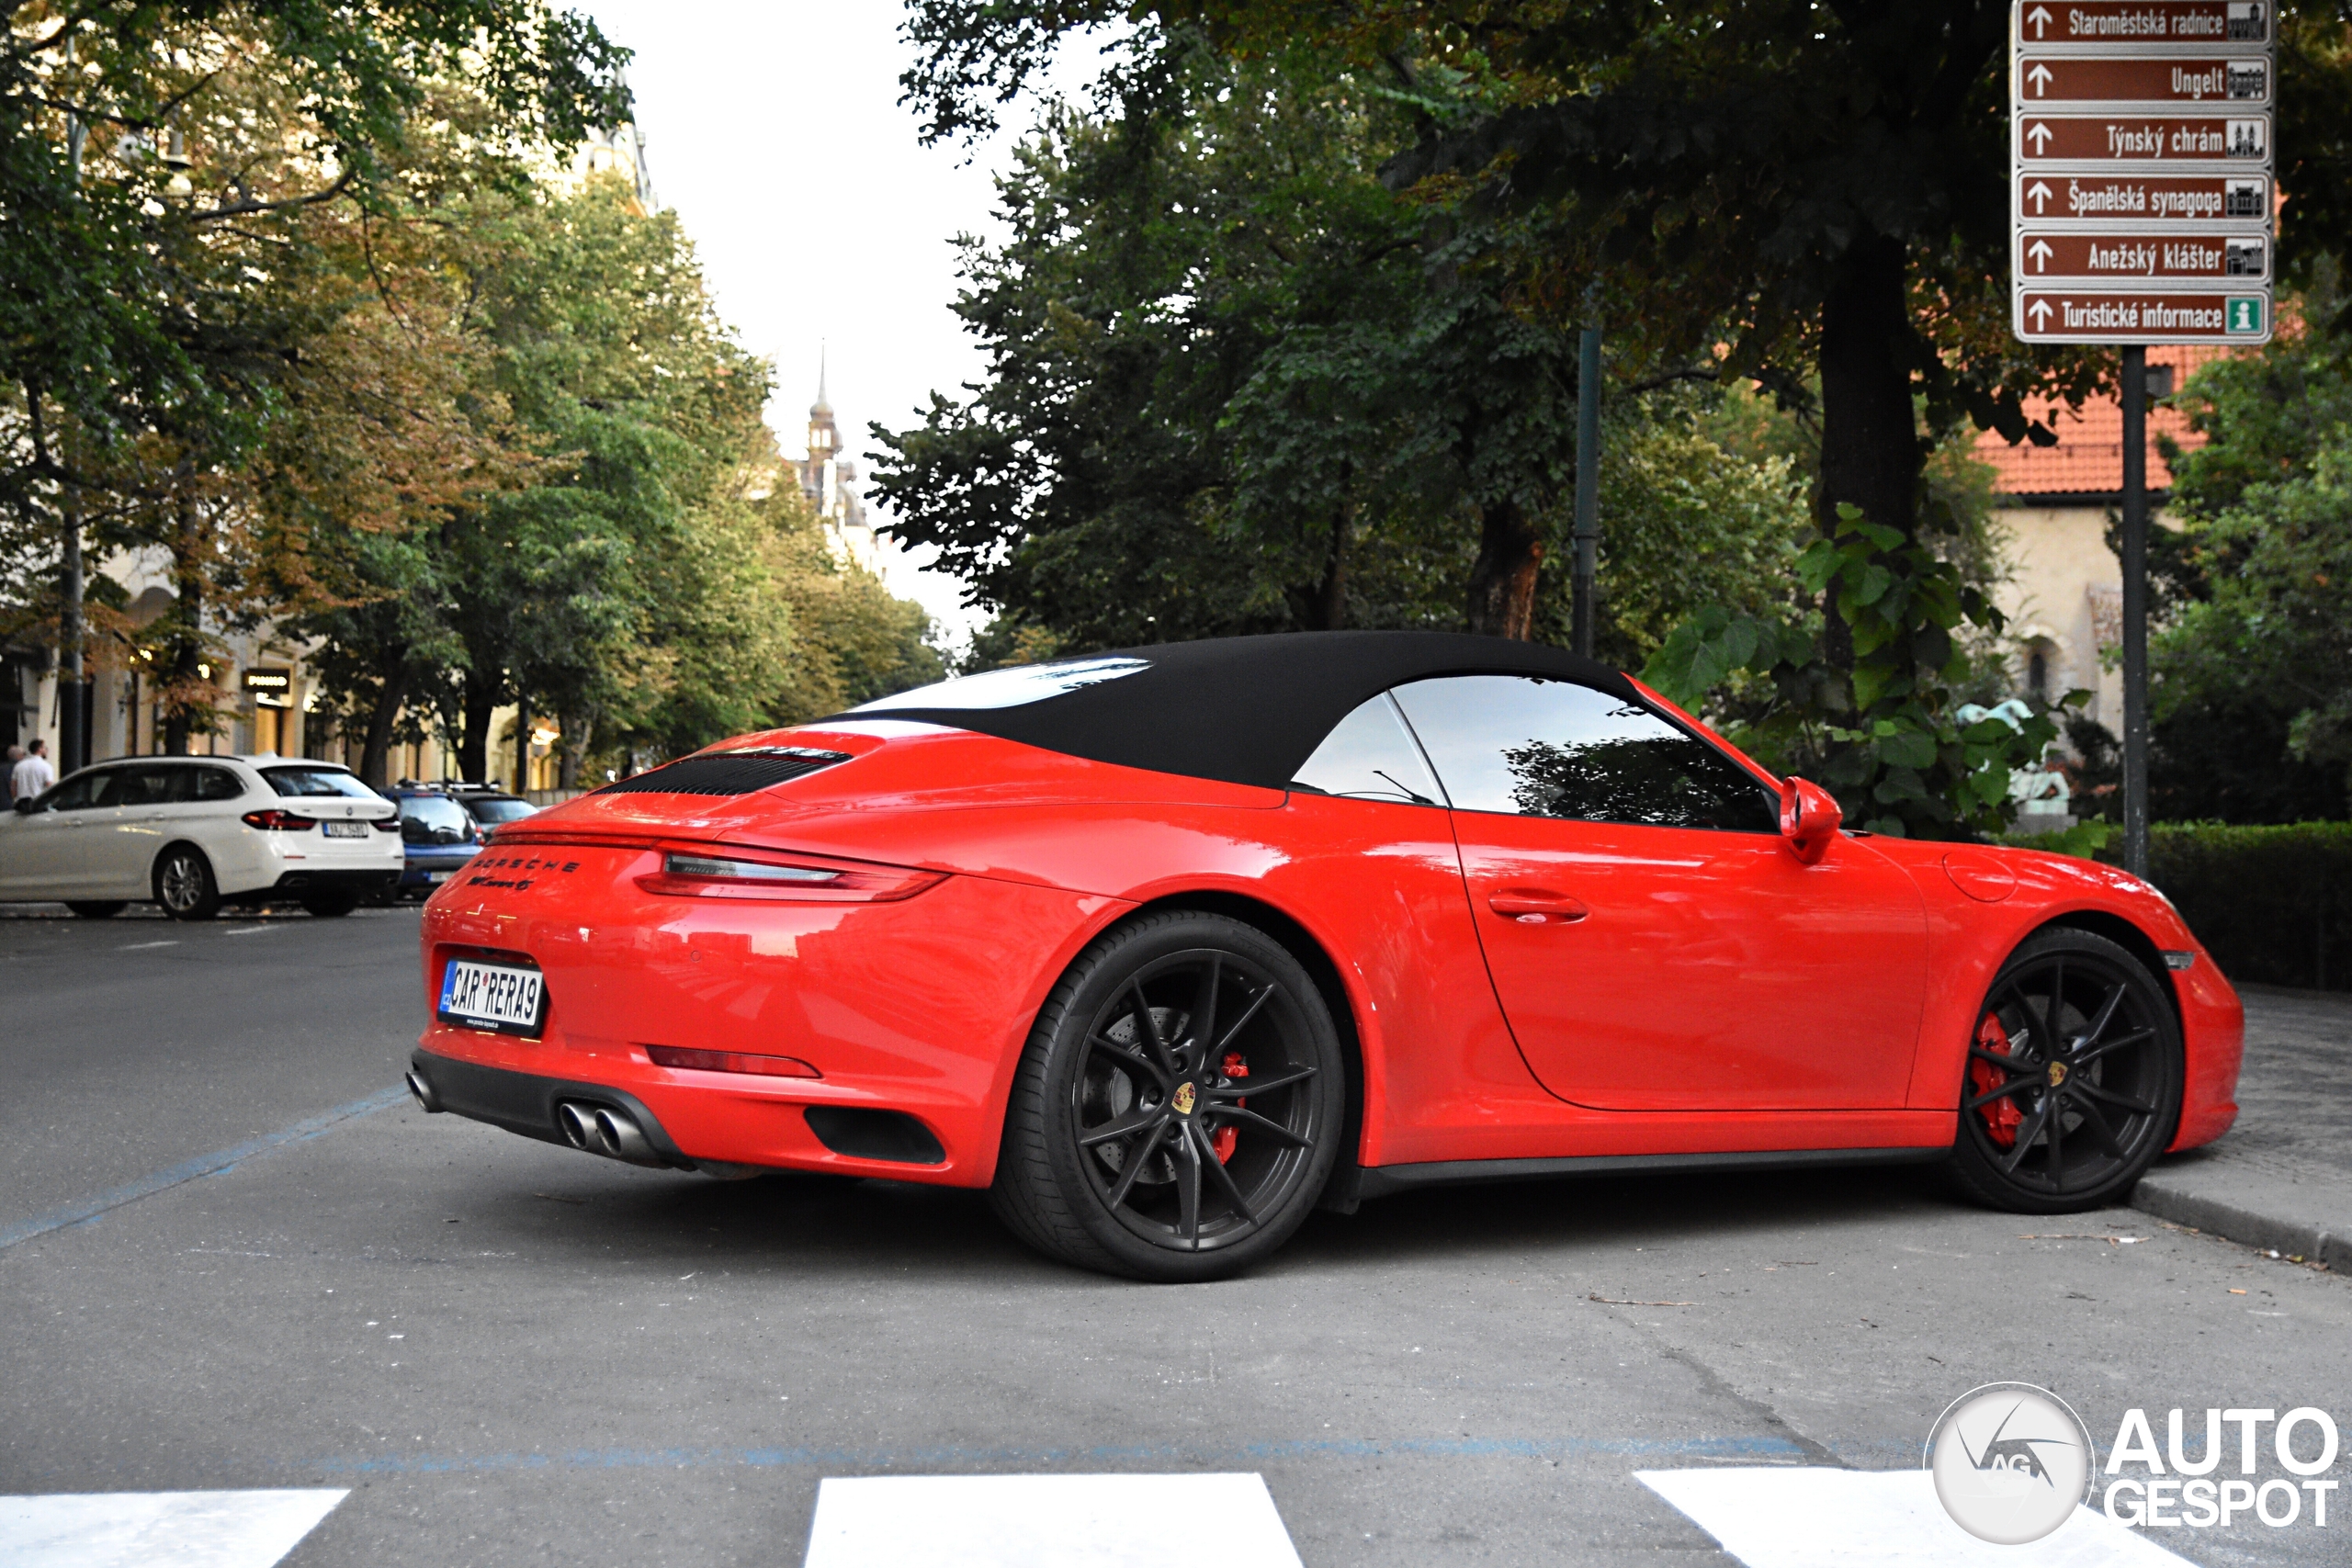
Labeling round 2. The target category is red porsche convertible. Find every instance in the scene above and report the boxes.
[406,633,2242,1280]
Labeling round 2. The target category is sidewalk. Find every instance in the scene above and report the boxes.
[2132,983,2352,1269]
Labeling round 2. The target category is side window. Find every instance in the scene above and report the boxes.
[192,767,245,802]
[1390,675,1778,832]
[1290,694,1445,806]
[46,770,121,811]
[115,765,178,807]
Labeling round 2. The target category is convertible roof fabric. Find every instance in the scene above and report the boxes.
[831,631,1637,790]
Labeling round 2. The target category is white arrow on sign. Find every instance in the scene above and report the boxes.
[2026,121,2054,152]
[2026,180,2053,213]
[2026,62,2053,97]
[2027,4,2052,38]
[2028,239,2054,272]
[2028,298,2055,329]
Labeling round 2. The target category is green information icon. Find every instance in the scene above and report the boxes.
[2226,296,2267,334]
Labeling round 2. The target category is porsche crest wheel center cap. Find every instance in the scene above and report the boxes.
[2046,1062,2068,1088]
[1171,1082,1197,1115]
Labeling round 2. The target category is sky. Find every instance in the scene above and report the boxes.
[580,1,1103,654]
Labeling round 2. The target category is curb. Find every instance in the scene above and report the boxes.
[2129,1172,2351,1271]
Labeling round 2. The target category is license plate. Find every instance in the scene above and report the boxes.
[437,959,546,1037]
[427,871,449,883]
[323,820,369,839]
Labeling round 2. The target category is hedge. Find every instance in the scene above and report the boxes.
[2127,822,2351,992]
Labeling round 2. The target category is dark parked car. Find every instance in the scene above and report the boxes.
[386,787,481,898]
[447,785,538,834]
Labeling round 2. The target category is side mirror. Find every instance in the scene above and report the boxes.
[1780,777,1842,864]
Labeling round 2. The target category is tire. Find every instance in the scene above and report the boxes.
[66,901,127,919]
[152,845,222,921]
[302,891,358,918]
[989,910,1346,1282]
[1945,927,2183,1215]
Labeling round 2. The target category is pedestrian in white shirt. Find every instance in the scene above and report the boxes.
[11,738,56,802]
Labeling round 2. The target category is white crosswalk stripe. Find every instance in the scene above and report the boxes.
[801,1472,1303,1568]
[1639,1467,2190,1567]
[0,1490,346,1568]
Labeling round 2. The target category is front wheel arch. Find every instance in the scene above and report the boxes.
[2034,909,2182,1028]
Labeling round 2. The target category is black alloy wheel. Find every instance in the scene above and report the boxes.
[1946,928,2183,1214]
[152,845,221,921]
[991,910,1345,1281]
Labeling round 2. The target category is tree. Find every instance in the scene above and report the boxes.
[876,42,1811,648]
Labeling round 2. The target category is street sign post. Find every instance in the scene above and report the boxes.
[2009,0,2278,877]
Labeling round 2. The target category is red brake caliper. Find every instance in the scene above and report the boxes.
[1212,1053,1247,1163]
[1970,1013,2021,1147]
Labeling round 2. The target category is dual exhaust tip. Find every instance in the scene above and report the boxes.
[557,1100,662,1166]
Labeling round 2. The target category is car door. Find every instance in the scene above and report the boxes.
[86,762,182,896]
[0,768,123,897]
[1390,674,1928,1112]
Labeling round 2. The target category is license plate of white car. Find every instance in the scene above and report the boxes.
[322,820,368,838]
[437,959,546,1036]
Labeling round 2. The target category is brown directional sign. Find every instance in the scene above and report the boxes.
[2011,0,2274,345]
[2015,288,2271,343]
[2014,2,2267,46]
[2016,230,2268,281]
[2016,55,2269,104]
[2014,172,2267,223]
[2015,112,2267,162]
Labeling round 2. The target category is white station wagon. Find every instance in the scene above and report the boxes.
[0,755,401,919]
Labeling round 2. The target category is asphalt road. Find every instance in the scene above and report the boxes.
[1,907,2346,1567]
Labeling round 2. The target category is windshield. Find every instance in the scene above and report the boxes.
[263,766,381,800]
[852,657,1151,713]
[462,797,537,824]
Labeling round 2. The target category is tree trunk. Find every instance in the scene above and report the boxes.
[1464,496,1544,639]
[1815,233,1924,671]
[357,661,408,790]
[513,690,531,794]
[458,676,499,784]
[1300,469,1351,632]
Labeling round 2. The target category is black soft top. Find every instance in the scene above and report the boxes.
[833,631,1638,791]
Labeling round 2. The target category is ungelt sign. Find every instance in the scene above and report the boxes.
[2011,1,2275,344]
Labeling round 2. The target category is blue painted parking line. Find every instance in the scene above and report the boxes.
[0,1087,406,1252]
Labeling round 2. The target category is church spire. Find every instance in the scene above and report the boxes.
[811,342,831,417]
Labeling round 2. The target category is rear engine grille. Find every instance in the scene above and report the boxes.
[595,747,851,797]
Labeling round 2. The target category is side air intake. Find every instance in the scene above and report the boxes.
[596,747,852,797]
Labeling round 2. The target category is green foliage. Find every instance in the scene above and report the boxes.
[2123,822,2352,991]
[2099,288,2352,818]
[874,41,1819,651]
[1644,504,2069,839]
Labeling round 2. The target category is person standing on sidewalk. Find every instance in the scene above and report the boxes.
[11,738,55,803]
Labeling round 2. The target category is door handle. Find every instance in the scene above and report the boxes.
[1487,889,1589,924]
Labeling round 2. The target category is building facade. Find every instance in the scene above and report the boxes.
[1971,345,2222,739]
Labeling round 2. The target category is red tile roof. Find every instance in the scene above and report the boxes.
[1973,344,2230,496]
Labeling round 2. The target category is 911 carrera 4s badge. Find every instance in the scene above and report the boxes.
[1171,1083,1196,1115]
